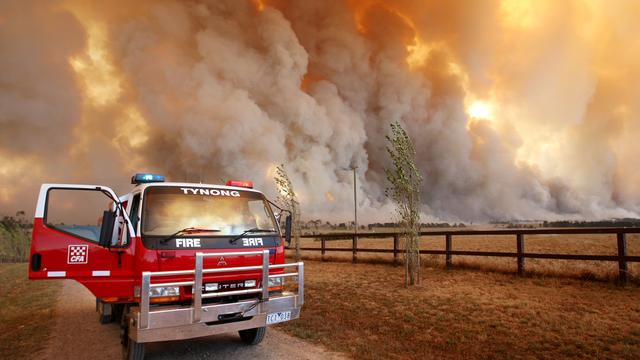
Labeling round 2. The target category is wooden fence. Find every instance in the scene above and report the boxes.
[292,228,640,285]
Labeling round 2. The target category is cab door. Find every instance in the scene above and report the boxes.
[29,184,137,298]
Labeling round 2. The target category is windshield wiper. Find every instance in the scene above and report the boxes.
[160,227,221,244]
[229,228,276,244]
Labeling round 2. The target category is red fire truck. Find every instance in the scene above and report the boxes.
[28,174,304,359]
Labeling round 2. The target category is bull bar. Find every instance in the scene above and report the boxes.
[128,250,304,343]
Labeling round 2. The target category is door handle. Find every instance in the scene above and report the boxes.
[31,253,42,271]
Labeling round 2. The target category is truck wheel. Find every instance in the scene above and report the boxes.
[124,339,145,360]
[239,327,267,345]
[120,305,144,360]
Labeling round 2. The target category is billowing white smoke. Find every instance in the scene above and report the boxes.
[0,0,638,222]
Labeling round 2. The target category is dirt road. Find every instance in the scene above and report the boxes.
[39,281,346,360]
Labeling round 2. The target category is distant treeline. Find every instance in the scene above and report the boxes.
[542,218,640,228]
[300,220,466,231]
[367,222,466,229]
[302,218,640,231]
[0,211,31,262]
[496,218,640,228]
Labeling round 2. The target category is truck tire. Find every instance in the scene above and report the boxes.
[239,326,267,345]
[124,339,145,360]
[120,305,145,360]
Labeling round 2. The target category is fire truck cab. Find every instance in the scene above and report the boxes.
[28,174,303,360]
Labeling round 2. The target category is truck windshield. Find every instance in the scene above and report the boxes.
[142,186,277,236]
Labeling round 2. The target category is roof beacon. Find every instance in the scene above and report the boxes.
[131,173,166,184]
[226,180,253,189]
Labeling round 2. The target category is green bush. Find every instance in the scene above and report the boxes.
[0,211,31,262]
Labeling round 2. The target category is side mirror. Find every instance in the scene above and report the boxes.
[284,215,292,247]
[99,210,116,247]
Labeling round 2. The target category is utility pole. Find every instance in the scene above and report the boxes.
[351,165,358,263]
[352,166,358,235]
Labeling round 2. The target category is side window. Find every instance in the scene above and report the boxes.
[45,189,114,243]
[129,194,141,236]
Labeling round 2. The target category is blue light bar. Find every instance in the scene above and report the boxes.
[131,173,165,184]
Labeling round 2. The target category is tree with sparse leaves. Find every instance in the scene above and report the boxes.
[385,121,423,286]
[274,164,302,261]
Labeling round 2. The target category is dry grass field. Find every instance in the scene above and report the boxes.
[297,232,640,282]
[0,263,60,359]
[279,259,640,359]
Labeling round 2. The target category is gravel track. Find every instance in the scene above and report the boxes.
[38,280,346,360]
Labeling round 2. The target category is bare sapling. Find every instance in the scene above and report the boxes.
[274,164,302,261]
[385,121,423,286]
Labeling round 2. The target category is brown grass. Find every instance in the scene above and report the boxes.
[279,260,640,359]
[0,263,61,359]
[297,233,640,282]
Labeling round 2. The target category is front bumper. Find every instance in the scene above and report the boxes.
[131,250,303,343]
[129,292,302,343]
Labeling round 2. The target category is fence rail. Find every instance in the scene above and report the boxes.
[291,228,640,284]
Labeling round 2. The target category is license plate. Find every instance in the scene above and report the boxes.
[266,311,291,324]
[203,281,245,293]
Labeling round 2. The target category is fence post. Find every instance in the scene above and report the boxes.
[445,234,453,269]
[516,234,525,276]
[617,233,628,285]
[352,235,358,263]
[393,234,400,266]
[321,237,326,261]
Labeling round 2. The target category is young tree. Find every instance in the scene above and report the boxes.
[385,121,423,286]
[274,164,302,261]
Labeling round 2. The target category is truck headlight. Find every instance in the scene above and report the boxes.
[149,286,179,298]
[268,277,283,288]
[244,280,256,288]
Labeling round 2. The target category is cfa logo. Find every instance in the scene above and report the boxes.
[242,238,263,247]
[176,238,201,248]
[67,245,88,264]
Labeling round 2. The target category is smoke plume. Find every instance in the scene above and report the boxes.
[1,0,639,222]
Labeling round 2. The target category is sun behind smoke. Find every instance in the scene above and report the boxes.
[467,100,494,120]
